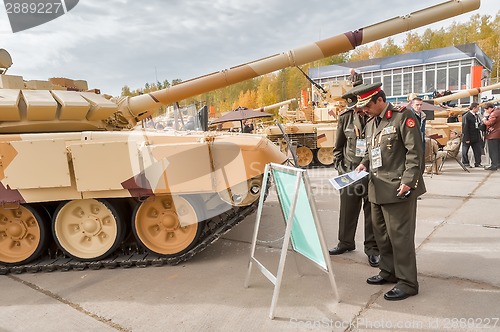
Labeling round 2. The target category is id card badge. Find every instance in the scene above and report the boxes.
[371,146,382,169]
[355,139,367,157]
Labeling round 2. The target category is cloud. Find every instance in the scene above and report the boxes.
[1,0,497,96]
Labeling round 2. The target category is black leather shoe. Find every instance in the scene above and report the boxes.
[384,287,414,301]
[329,246,355,255]
[475,164,483,167]
[485,166,498,171]
[366,275,395,285]
[368,255,380,267]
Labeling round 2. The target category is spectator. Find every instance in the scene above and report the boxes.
[482,105,500,171]
[434,129,462,172]
[242,119,254,133]
[461,102,483,167]
[349,68,363,87]
[409,98,426,153]
[447,111,459,123]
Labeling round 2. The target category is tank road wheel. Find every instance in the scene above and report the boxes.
[296,146,314,167]
[316,147,335,166]
[52,199,125,261]
[132,195,204,257]
[0,205,49,265]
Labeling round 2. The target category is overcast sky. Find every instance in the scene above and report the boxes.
[1,0,498,97]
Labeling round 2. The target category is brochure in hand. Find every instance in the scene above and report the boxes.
[329,170,369,190]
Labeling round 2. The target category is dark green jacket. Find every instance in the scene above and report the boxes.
[334,109,369,174]
[361,103,426,204]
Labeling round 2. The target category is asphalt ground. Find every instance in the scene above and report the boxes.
[1,159,499,332]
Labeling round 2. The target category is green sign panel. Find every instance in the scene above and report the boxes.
[271,168,326,269]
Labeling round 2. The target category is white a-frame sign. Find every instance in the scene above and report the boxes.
[244,163,338,319]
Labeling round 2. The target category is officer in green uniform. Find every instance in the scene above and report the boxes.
[329,92,379,268]
[352,83,426,301]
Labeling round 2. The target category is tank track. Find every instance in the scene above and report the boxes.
[0,202,257,275]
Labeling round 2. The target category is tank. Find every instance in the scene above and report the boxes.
[426,82,500,145]
[0,0,481,273]
[264,80,352,167]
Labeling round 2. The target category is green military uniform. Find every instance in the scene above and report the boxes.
[333,108,378,256]
[361,102,426,295]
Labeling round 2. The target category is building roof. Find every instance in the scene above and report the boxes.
[309,43,493,79]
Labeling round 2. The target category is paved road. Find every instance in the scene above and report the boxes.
[1,163,499,331]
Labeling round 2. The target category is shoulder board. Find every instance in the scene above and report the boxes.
[393,105,407,112]
[339,108,354,116]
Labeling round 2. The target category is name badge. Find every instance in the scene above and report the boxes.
[382,126,396,135]
[355,139,367,157]
[371,146,382,169]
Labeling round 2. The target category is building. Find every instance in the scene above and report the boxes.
[308,43,493,106]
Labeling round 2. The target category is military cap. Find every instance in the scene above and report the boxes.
[341,91,358,109]
[349,82,383,108]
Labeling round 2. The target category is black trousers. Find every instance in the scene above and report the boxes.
[462,141,482,165]
[487,138,500,168]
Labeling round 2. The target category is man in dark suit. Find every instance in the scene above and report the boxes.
[329,92,379,268]
[349,68,363,87]
[353,83,426,301]
[461,102,483,167]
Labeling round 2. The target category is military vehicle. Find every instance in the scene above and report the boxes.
[0,0,480,273]
[264,80,352,167]
[425,82,500,145]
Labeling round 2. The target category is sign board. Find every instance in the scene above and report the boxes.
[244,163,338,319]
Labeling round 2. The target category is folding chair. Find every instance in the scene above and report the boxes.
[438,152,470,173]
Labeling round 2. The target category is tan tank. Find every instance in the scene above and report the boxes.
[264,80,352,167]
[426,82,500,145]
[0,0,481,273]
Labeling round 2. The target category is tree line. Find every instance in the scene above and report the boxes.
[121,12,499,118]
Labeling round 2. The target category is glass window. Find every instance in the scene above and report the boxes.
[437,63,447,69]
[449,67,459,90]
[383,76,392,95]
[425,70,435,93]
[414,66,424,71]
[425,64,436,70]
[373,71,381,77]
[460,60,472,66]
[437,69,447,90]
[414,72,423,93]
[373,76,382,84]
[403,73,412,94]
[448,61,459,67]
[403,67,412,73]
[460,66,470,89]
[393,74,402,96]
[383,70,392,75]
[393,69,402,74]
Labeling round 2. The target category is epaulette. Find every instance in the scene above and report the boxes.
[393,105,407,112]
[339,108,354,116]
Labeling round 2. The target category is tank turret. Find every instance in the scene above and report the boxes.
[0,0,481,272]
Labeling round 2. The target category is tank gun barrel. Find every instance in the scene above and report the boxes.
[432,82,500,105]
[123,0,480,122]
[254,98,296,112]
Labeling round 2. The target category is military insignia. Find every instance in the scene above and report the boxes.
[406,118,416,128]
[386,110,392,119]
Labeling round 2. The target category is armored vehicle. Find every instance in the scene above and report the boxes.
[264,80,352,167]
[426,82,500,145]
[0,0,480,273]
